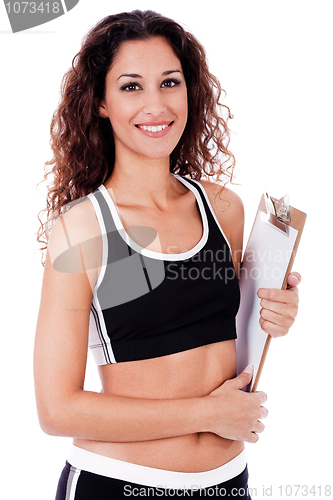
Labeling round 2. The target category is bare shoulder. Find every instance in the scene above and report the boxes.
[47,195,102,275]
[197,179,244,231]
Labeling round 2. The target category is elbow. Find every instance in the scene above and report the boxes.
[37,406,66,436]
[36,398,73,437]
[36,389,85,437]
[39,419,59,437]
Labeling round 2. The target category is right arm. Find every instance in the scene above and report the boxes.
[34,203,267,445]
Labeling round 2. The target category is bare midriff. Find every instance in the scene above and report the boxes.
[74,339,244,473]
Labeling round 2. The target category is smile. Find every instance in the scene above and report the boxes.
[135,121,173,137]
[140,124,168,132]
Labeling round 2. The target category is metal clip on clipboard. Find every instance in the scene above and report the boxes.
[276,194,291,223]
[264,193,291,233]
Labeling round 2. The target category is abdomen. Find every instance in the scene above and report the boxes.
[74,340,244,472]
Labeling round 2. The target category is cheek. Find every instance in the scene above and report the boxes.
[180,92,188,125]
[108,99,134,132]
[183,102,188,125]
[171,91,188,127]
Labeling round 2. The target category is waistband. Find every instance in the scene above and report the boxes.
[68,445,247,489]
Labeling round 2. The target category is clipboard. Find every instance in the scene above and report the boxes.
[236,193,307,392]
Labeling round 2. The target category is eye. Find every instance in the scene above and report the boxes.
[161,78,181,88]
[120,82,141,92]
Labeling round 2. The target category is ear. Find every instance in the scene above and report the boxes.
[95,97,109,119]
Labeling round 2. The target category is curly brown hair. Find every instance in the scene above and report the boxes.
[37,9,235,261]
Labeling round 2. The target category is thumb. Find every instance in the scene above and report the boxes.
[287,272,301,289]
[231,365,254,390]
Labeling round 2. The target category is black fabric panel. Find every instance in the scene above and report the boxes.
[55,462,71,500]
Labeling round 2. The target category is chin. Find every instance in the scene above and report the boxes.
[137,148,176,162]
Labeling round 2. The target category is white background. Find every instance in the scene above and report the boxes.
[1,1,332,498]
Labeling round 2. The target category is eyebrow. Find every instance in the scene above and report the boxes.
[117,69,182,81]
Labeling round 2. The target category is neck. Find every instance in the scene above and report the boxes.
[105,152,179,209]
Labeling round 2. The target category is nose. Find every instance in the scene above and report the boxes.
[142,87,166,117]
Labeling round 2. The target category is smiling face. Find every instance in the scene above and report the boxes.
[97,36,188,165]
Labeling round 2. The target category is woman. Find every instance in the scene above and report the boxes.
[34,10,300,500]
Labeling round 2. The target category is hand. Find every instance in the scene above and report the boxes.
[257,272,301,338]
[206,366,268,443]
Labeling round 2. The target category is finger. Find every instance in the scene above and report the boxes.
[259,297,290,315]
[254,390,267,405]
[259,316,289,337]
[257,287,298,304]
[247,432,259,444]
[287,272,301,288]
[260,406,268,419]
[260,307,294,329]
[230,365,253,390]
[254,420,265,433]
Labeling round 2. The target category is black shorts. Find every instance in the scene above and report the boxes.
[55,446,251,500]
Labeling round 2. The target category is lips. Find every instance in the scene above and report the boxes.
[135,121,173,137]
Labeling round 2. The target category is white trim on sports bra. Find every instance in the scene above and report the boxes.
[186,177,233,255]
[98,174,209,262]
[87,192,109,291]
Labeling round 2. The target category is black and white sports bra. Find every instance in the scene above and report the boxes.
[87,174,240,365]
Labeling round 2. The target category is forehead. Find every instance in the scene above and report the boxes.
[109,36,182,76]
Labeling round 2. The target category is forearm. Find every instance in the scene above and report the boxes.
[40,389,209,442]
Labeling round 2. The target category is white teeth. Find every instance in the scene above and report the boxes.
[139,124,169,132]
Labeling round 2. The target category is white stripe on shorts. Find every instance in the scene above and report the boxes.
[65,465,81,500]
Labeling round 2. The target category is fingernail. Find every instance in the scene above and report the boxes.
[244,365,254,374]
